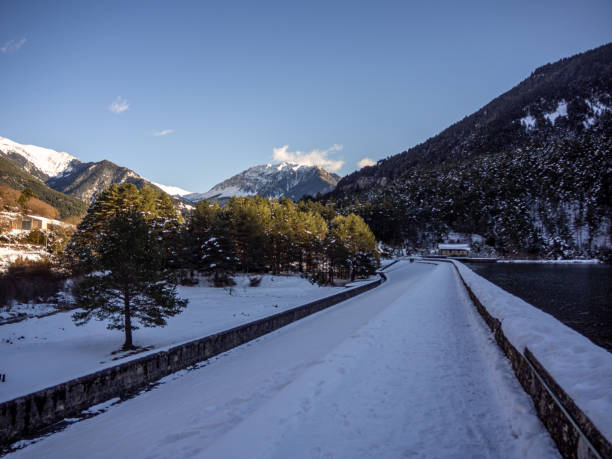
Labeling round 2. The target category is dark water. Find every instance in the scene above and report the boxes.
[468,263,612,352]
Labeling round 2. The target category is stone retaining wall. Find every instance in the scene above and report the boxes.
[450,261,611,459]
[0,276,383,446]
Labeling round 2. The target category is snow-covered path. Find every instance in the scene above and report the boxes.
[8,262,559,458]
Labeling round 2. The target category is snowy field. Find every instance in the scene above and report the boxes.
[0,245,48,272]
[0,274,358,403]
[455,261,612,443]
[0,302,59,323]
[6,261,559,458]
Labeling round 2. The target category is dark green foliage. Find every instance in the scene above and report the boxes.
[185,201,239,284]
[330,118,612,258]
[0,156,87,218]
[66,184,187,350]
[184,196,379,285]
[18,187,35,206]
[326,214,378,282]
[325,44,612,260]
[25,229,46,245]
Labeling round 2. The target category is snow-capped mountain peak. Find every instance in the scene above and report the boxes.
[184,162,341,202]
[0,135,192,202]
[0,136,78,178]
[150,181,193,197]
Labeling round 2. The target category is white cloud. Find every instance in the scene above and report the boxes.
[272,144,344,172]
[357,157,376,169]
[109,96,129,114]
[1,38,27,53]
[153,129,174,136]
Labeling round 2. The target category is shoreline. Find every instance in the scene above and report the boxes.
[497,259,601,264]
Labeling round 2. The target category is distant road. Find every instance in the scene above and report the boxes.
[9,261,559,458]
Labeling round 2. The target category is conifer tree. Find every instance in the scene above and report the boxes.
[327,213,378,281]
[65,184,187,350]
[187,200,239,284]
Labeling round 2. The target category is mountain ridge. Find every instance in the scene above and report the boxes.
[185,162,341,203]
[334,42,612,194]
[325,43,612,259]
[0,136,190,204]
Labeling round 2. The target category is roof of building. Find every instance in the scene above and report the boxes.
[26,215,63,226]
[438,243,470,251]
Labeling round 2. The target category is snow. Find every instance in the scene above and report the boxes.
[0,245,48,272]
[185,161,332,202]
[497,259,600,264]
[0,274,355,403]
[585,99,609,117]
[0,302,58,323]
[190,185,252,201]
[6,262,559,458]
[0,136,77,178]
[82,397,121,415]
[520,114,536,130]
[543,101,568,125]
[584,99,610,127]
[438,243,470,250]
[149,181,193,197]
[454,260,612,442]
[0,135,191,199]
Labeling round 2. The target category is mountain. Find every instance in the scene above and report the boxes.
[335,42,612,194]
[185,163,341,203]
[0,137,80,182]
[45,160,159,203]
[0,136,191,204]
[0,155,87,218]
[327,43,612,259]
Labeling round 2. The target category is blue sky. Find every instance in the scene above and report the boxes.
[1,1,611,192]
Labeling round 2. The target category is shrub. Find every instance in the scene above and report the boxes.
[248,276,262,287]
[0,257,65,306]
[212,274,236,287]
[25,229,46,245]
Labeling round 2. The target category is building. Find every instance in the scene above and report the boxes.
[438,243,470,257]
[1,212,65,232]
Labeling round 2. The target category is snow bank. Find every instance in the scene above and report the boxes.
[454,261,612,442]
[4,261,559,458]
[0,303,58,323]
[497,259,601,264]
[0,246,48,272]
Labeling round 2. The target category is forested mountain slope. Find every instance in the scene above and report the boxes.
[0,136,187,204]
[0,156,87,218]
[327,44,612,259]
[335,43,612,193]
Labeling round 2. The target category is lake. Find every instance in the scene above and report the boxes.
[467,262,612,352]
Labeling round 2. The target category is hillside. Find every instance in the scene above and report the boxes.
[46,160,159,203]
[335,43,612,193]
[326,43,612,259]
[0,136,189,204]
[0,156,87,218]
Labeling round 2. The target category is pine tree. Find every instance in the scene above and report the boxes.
[187,201,239,285]
[327,213,378,282]
[65,184,187,350]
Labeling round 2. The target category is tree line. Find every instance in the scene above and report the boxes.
[64,184,379,349]
[182,196,378,285]
[328,118,612,261]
